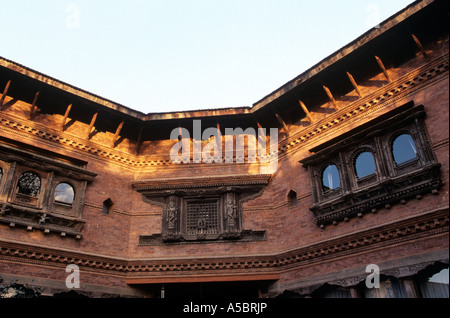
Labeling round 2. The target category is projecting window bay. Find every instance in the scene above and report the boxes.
[0,141,97,239]
[300,103,442,228]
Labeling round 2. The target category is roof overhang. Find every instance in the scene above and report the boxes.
[0,0,443,122]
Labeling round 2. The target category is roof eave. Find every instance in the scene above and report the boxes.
[251,0,433,111]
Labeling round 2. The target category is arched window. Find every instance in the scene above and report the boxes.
[392,134,417,165]
[355,151,376,179]
[17,172,41,197]
[322,164,340,191]
[54,183,75,204]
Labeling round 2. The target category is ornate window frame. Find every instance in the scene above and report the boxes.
[133,174,271,245]
[11,168,47,208]
[0,140,97,239]
[300,103,442,228]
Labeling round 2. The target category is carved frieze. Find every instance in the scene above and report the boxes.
[0,202,85,239]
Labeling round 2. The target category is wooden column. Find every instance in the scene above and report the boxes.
[59,104,72,131]
[349,288,361,298]
[0,80,11,107]
[298,99,314,123]
[403,279,419,298]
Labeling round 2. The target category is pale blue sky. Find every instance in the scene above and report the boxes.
[1,0,413,113]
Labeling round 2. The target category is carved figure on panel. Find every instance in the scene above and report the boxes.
[166,195,178,231]
[225,193,237,232]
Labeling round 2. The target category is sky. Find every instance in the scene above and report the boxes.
[1,0,414,114]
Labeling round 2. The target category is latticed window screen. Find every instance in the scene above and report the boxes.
[186,200,219,234]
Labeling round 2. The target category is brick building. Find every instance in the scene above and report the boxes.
[0,0,448,298]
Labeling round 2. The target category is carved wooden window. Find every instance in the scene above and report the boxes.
[185,199,219,235]
[11,168,47,208]
[162,194,237,242]
[0,140,96,239]
[133,174,271,245]
[300,103,442,228]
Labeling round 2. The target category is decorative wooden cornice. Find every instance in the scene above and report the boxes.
[0,141,97,182]
[139,230,267,246]
[132,174,272,192]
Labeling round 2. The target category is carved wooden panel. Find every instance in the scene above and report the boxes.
[186,200,219,235]
[133,174,271,244]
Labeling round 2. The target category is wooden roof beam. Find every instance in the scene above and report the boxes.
[346,72,363,98]
[322,85,338,110]
[28,91,40,119]
[375,56,392,83]
[59,104,72,132]
[86,112,98,139]
[112,121,124,147]
[411,34,428,58]
[274,112,289,136]
[298,99,314,123]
